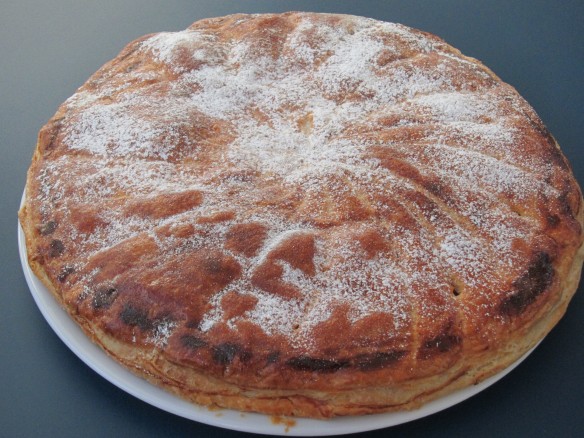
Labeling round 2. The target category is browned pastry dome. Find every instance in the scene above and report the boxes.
[19,12,584,418]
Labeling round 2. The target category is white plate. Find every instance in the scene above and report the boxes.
[18,216,537,436]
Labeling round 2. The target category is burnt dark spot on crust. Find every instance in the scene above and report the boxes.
[546,214,560,228]
[266,351,280,363]
[558,190,576,218]
[354,351,407,371]
[500,252,555,317]
[420,333,461,359]
[92,286,119,309]
[120,304,153,331]
[212,343,241,365]
[49,239,65,257]
[286,356,349,373]
[57,266,75,282]
[39,221,58,236]
[180,334,207,350]
[424,180,449,198]
[185,319,201,329]
[239,350,253,363]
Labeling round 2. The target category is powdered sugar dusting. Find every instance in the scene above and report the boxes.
[34,13,565,352]
[149,319,178,347]
[141,30,220,72]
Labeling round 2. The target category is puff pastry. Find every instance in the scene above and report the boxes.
[19,13,583,418]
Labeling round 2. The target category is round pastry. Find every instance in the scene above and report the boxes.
[19,12,583,418]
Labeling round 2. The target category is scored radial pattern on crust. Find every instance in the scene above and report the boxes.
[21,13,583,414]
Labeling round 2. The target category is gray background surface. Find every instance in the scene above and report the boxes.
[1,1,582,437]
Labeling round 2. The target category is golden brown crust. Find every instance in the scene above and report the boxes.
[19,12,583,418]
